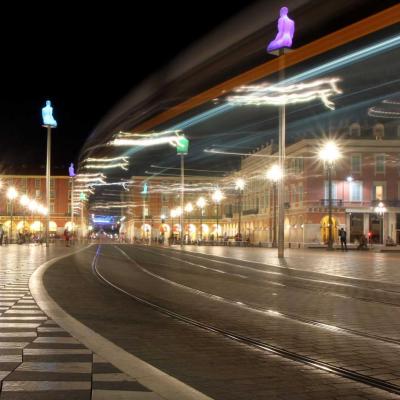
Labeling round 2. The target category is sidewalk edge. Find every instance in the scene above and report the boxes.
[29,245,214,400]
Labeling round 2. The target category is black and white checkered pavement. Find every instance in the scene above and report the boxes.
[0,246,163,400]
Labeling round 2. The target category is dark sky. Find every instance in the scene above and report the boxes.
[0,1,259,173]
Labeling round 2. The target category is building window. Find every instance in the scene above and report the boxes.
[375,154,385,174]
[298,185,303,205]
[373,183,385,201]
[349,181,362,201]
[35,179,41,189]
[50,203,55,213]
[351,154,361,173]
[324,181,338,199]
[373,123,384,140]
[349,122,361,137]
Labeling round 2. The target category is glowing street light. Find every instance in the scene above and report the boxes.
[374,202,387,244]
[184,202,193,213]
[319,141,342,250]
[196,197,207,241]
[266,164,283,248]
[212,189,224,241]
[6,187,18,243]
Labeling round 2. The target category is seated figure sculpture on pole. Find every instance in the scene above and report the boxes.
[267,7,295,52]
[42,100,57,127]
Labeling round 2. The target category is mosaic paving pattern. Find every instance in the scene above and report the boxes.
[0,246,163,400]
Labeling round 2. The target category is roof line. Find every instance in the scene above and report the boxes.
[134,4,400,132]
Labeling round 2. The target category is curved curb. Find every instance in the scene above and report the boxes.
[29,245,214,400]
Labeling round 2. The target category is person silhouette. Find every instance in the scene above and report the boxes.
[69,163,76,177]
[42,100,57,127]
[267,7,295,52]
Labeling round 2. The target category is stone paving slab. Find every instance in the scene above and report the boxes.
[0,245,163,400]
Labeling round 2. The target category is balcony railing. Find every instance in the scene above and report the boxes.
[242,208,259,216]
[371,200,400,207]
[320,199,344,207]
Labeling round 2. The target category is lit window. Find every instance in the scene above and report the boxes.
[349,181,362,202]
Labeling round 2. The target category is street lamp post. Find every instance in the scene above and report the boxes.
[42,100,57,248]
[319,141,341,251]
[374,202,387,244]
[196,197,206,242]
[6,187,18,244]
[212,189,223,241]
[184,202,193,243]
[175,136,189,248]
[235,178,245,239]
[266,165,282,248]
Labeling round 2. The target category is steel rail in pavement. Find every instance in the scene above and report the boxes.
[92,244,400,397]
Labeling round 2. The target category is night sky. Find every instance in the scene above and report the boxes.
[0,1,259,173]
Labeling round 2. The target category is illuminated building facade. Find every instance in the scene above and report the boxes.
[219,122,400,246]
[0,174,71,236]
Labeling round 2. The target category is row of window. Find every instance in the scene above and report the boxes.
[350,154,390,174]
[324,181,386,202]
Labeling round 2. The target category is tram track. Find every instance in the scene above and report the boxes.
[93,245,400,397]
[137,245,400,308]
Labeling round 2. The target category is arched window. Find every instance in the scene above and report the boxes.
[373,123,384,140]
[349,122,361,137]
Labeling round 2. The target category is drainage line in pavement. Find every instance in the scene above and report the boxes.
[93,245,400,397]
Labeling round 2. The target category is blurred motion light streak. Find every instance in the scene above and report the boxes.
[228,78,342,110]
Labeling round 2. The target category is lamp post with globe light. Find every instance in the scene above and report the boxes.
[184,202,193,243]
[212,189,224,241]
[196,197,206,241]
[20,194,29,237]
[318,141,341,250]
[235,178,245,240]
[266,164,283,248]
[374,202,387,244]
[6,187,18,243]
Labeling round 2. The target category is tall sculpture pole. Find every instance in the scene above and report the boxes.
[41,100,57,248]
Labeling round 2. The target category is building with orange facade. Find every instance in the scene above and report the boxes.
[0,174,72,238]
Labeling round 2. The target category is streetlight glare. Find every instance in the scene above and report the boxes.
[374,202,387,215]
[212,189,224,203]
[196,197,207,209]
[266,164,283,182]
[235,178,245,191]
[6,187,18,200]
[20,195,29,206]
[318,141,341,163]
[185,202,194,213]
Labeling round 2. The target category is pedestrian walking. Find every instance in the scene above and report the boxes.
[339,227,347,251]
[64,228,70,247]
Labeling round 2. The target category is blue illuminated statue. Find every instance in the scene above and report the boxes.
[69,163,75,177]
[141,183,148,195]
[42,100,57,127]
[267,7,295,52]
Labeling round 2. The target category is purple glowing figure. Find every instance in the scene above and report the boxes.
[69,163,76,177]
[267,7,295,52]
